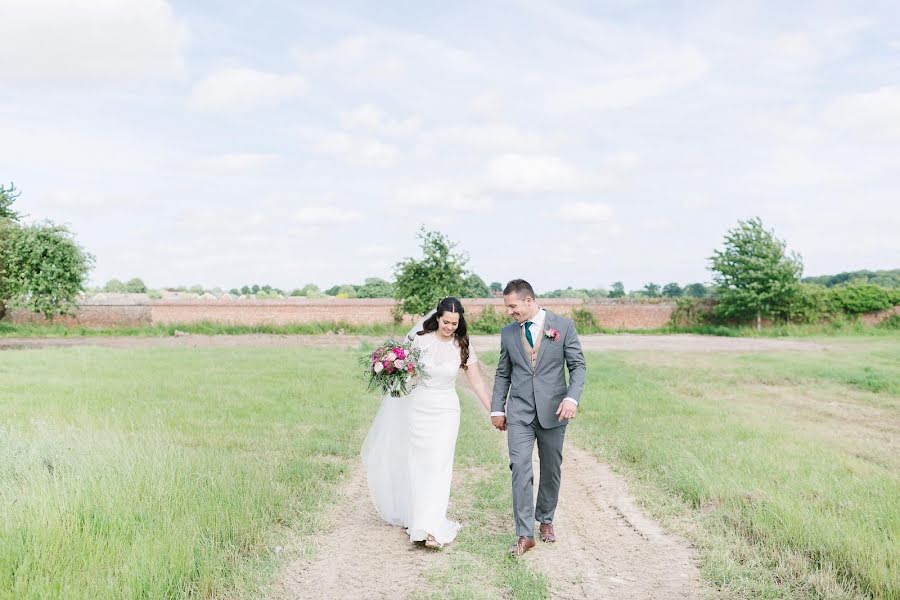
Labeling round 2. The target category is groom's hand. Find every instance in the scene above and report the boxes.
[556,400,577,421]
[491,415,507,431]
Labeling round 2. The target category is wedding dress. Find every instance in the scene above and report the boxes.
[361,325,476,545]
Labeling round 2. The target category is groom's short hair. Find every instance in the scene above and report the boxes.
[503,279,535,300]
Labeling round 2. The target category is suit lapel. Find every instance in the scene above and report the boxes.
[534,311,554,371]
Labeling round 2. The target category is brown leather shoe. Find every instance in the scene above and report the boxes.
[508,536,536,556]
[539,523,556,543]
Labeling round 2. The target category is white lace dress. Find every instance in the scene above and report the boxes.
[361,332,476,544]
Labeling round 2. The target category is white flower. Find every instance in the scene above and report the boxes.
[394,359,404,369]
[373,362,384,373]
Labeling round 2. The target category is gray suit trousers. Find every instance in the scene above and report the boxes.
[508,417,566,537]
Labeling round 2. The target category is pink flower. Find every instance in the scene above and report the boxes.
[407,363,415,373]
[373,362,384,374]
[393,359,404,369]
[394,347,406,359]
[545,328,561,342]
[386,351,397,362]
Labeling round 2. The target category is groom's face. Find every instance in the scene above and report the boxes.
[503,292,537,324]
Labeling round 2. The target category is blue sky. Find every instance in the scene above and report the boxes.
[2,0,898,293]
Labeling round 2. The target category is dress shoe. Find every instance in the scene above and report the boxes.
[539,523,556,543]
[508,536,536,556]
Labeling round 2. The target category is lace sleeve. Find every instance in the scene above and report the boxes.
[466,345,477,365]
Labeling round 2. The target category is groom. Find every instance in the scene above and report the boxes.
[490,279,586,556]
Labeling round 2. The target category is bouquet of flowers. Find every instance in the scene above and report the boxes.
[361,338,427,397]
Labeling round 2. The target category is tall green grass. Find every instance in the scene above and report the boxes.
[566,342,900,599]
[0,346,377,599]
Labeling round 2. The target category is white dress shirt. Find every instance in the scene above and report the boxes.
[491,307,578,417]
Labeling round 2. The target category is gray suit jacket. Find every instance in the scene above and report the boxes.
[490,310,586,429]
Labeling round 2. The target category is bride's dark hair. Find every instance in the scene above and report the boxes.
[417,296,471,370]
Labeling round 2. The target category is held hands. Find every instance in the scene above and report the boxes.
[491,415,507,431]
[556,399,577,421]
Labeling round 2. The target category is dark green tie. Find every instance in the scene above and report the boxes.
[524,321,534,347]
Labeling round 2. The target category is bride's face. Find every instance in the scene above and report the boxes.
[437,311,460,338]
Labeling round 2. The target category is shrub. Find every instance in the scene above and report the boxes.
[468,304,512,334]
[670,297,715,327]
[571,307,597,331]
[828,284,893,314]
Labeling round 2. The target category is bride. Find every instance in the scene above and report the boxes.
[361,296,493,548]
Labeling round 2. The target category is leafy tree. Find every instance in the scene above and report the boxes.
[356,277,394,298]
[125,277,147,293]
[301,284,326,298]
[684,283,708,298]
[325,285,341,296]
[662,282,683,298]
[643,283,661,298]
[462,273,491,298]
[251,284,260,294]
[394,228,470,316]
[229,288,241,295]
[0,222,93,319]
[489,281,503,293]
[104,278,127,293]
[608,281,625,298]
[709,217,803,331]
[240,285,251,295]
[335,284,357,299]
[0,183,20,221]
[189,285,205,295]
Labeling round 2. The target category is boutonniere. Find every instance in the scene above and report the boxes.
[545,328,561,342]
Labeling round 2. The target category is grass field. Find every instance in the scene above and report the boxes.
[564,337,900,599]
[0,345,546,600]
[3,336,898,599]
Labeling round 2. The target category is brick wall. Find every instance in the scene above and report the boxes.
[5,296,897,330]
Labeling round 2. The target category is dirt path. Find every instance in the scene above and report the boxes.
[271,366,711,600]
[521,441,708,599]
[0,332,827,353]
[270,465,449,600]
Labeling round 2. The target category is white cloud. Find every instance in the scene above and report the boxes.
[293,32,475,86]
[340,104,420,135]
[294,206,363,225]
[556,202,613,223]
[312,132,399,168]
[199,153,280,174]
[420,124,544,153]
[390,183,493,213]
[548,47,709,112]
[485,154,588,193]
[191,67,306,113]
[0,0,187,82]
[824,86,900,140]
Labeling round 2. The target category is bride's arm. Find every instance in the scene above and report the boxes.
[464,365,492,412]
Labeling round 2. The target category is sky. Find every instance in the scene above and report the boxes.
[1,0,898,293]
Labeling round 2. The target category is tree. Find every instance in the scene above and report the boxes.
[125,278,147,293]
[684,283,707,298]
[462,273,491,297]
[0,183,20,221]
[0,222,93,319]
[643,283,661,298]
[104,278,127,293]
[356,277,394,298]
[324,284,341,296]
[709,217,803,331]
[489,281,503,293]
[609,281,625,298]
[394,228,470,315]
[662,282,683,298]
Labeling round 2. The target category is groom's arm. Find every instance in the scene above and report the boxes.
[491,331,512,415]
[563,320,586,404]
